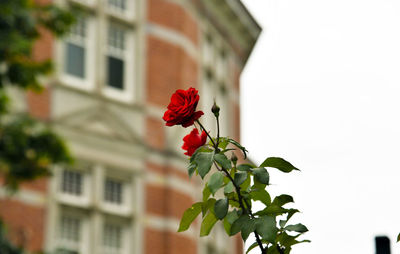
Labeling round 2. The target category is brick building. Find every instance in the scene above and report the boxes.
[0,0,260,253]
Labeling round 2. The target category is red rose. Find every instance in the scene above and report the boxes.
[163,87,204,127]
[182,128,207,156]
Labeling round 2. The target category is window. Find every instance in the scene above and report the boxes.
[104,178,123,204]
[62,170,83,196]
[64,18,86,78]
[60,16,95,90]
[102,23,134,102]
[108,0,126,11]
[57,214,83,254]
[106,25,125,90]
[103,223,123,254]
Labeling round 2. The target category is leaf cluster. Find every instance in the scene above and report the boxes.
[179,138,309,253]
[0,0,75,90]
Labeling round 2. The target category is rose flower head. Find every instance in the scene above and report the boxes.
[182,128,207,156]
[163,87,204,128]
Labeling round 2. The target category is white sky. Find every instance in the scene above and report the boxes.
[241,0,400,253]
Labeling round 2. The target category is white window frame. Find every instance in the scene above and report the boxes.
[102,218,131,254]
[58,168,92,207]
[57,15,96,92]
[106,0,135,21]
[101,173,132,216]
[102,22,135,103]
[56,210,90,254]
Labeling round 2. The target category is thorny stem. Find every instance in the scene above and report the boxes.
[216,115,220,148]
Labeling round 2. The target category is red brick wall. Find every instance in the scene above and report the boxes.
[146,36,199,107]
[0,199,46,252]
[148,0,199,45]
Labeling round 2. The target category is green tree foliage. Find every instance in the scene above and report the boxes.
[0,0,74,191]
[0,0,74,251]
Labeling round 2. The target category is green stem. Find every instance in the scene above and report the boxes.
[196,120,217,148]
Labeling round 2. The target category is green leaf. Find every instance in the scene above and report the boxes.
[178,202,202,232]
[195,152,214,178]
[255,215,278,243]
[218,137,229,149]
[237,164,254,172]
[231,214,250,235]
[272,194,294,207]
[208,172,223,195]
[200,211,218,236]
[397,233,400,242]
[256,205,288,216]
[214,153,231,169]
[202,198,216,217]
[246,241,260,254]
[202,184,211,202]
[240,172,251,190]
[260,157,299,173]
[224,181,234,194]
[285,223,308,233]
[214,198,228,220]
[287,208,300,222]
[223,211,239,235]
[253,167,270,185]
[241,218,256,241]
[234,171,247,186]
[228,138,248,159]
[187,162,196,178]
[250,189,271,206]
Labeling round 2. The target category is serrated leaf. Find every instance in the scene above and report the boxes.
[237,164,253,172]
[285,223,308,233]
[200,211,218,236]
[224,181,234,194]
[250,189,271,206]
[272,194,294,207]
[214,198,228,220]
[253,167,270,185]
[260,157,298,173]
[178,202,202,232]
[214,153,231,169]
[195,152,214,178]
[208,171,223,195]
[255,215,278,243]
[187,162,196,178]
[234,171,247,186]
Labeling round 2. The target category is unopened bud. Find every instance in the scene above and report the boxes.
[211,102,220,118]
[231,152,238,164]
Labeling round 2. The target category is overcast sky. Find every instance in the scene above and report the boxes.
[241,0,400,253]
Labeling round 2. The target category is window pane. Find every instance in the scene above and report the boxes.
[103,223,122,249]
[108,0,126,11]
[108,26,125,50]
[60,216,81,242]
[104,178,123,204]
[62,170,82,196]
[107,56,124,90]
[65,43,85,78]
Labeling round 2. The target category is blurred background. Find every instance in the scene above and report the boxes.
[242,0,400,253]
